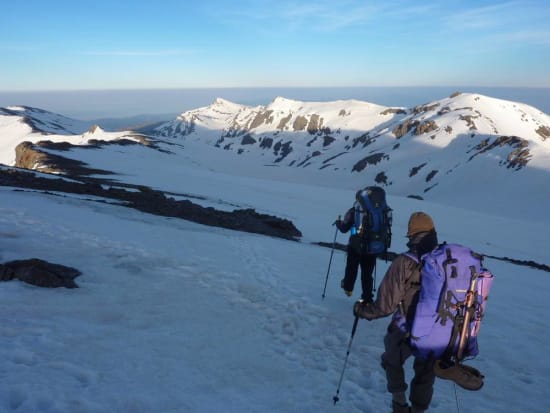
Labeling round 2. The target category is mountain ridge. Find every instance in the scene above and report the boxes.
[150,92,550,199]
[1,91,549,221]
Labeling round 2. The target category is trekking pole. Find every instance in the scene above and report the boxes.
[373,260,377,293]
[322,215,340,299]
[333,315,360,405]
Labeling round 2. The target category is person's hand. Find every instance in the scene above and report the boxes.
[353,300,374,320]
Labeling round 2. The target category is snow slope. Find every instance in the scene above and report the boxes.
[1,126,549,412]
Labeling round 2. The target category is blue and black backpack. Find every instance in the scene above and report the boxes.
[351,186,392,255]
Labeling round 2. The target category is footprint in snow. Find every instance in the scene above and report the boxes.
[47,361,97,387]
[9,349,37,367]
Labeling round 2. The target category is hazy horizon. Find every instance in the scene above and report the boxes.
[1,86,549,120]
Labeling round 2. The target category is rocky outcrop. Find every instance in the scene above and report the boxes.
[380,108,407,115]
[0,168,302,241]
[469,135,531,170]
[459,114,479,130]
[415,120,438,135]
[392,119,420,138]
[273,141,293,162]
[375,171,388,185]
[292,116,308,131]
[352,153,388,172]
[241,134,257,145]
[536,126,550,141]
[15,141,113,176]
[15,138,154,176]
[0,258,81,288]
[409,162,427,177]
[249,110,274,129]
[412,103,440,114]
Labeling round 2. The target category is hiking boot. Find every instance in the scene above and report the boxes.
[434,360,484,391]
[391,400,410,413]
[340,279,352,297]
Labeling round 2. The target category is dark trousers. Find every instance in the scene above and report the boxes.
[342,244,376,301]
[381,323,435,410]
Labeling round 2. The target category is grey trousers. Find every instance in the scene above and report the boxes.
[381,323,435,410]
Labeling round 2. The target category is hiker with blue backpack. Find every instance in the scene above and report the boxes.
[352,211,494,413]
[335,186,392,302]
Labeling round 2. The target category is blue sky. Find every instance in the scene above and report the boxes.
[0,0,549,91]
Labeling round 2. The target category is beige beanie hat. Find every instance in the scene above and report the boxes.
[407,211,435,237]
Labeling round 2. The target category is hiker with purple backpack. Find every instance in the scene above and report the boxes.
[352,211,493,413]
[352,212,438,413]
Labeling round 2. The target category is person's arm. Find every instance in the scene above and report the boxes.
[354,255,410,320]
[335,207,354,233]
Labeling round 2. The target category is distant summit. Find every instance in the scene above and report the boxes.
[152,92,550,205]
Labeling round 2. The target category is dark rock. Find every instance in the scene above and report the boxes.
[426,170,438,182]
[306,114,323,134]
[468,135,531,169]
[352,153,388,172]
[322,135,335,147]
[409,162,427,177]
[0,258,81,288]
[15,142,115,176]
[459,114,479,130]
[292,116,308,131]
[375,171,388,185]
[259,137,273,149]
[240,134,256,145]
[392,119,419,138]
[412,103,440,114]
[0,168,302,241]
[535,126,549,141]
[415,120,438,135]
[277,114,292,130]
[249,110,274,129]
[380,108,407,115]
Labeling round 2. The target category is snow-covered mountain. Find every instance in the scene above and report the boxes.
[0,106,144,166]
[0,105,93,135]
[153,94,549,175]
[1,92,549,220]
[152,92,550,218]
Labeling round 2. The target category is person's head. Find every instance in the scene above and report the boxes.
[406,211,435,238]
[406,211,438,256]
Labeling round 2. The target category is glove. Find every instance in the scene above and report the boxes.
[353,300,375,320]
[334,219,343,230]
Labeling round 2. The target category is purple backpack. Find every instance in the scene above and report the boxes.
[405,243,494,361]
